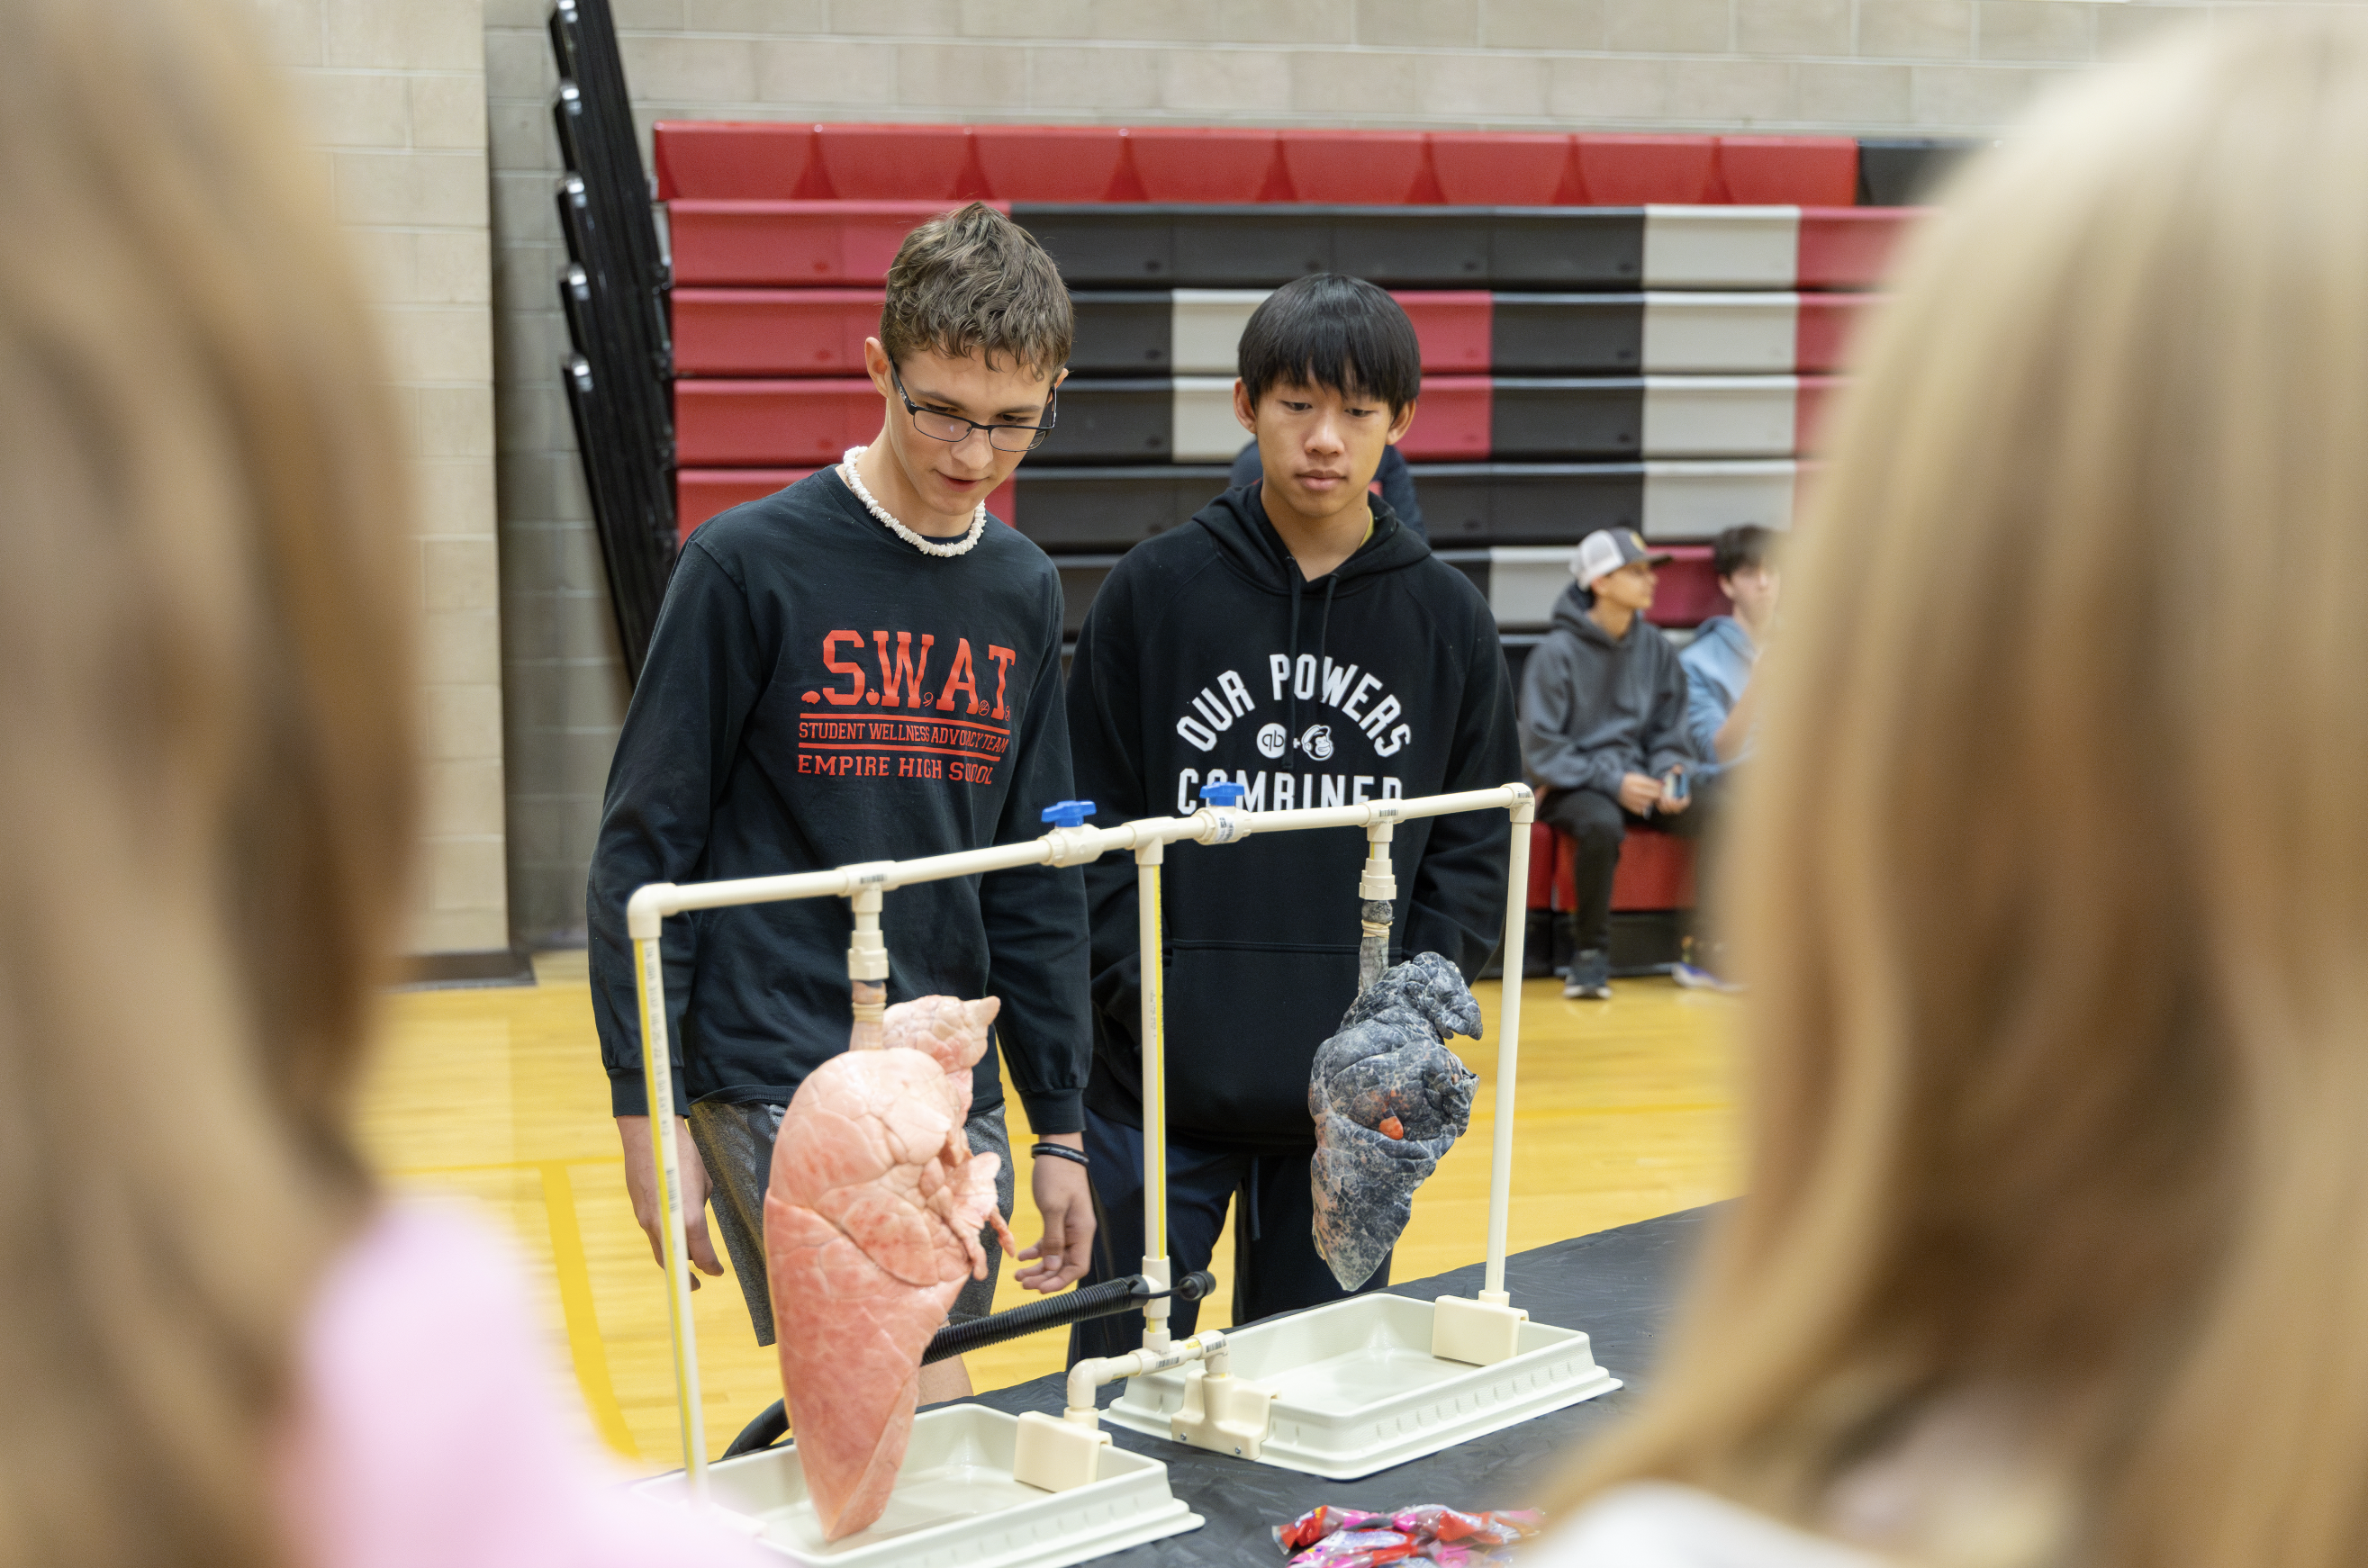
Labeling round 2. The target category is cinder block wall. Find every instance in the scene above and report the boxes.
[485,0,2214,946]
[262,0,509,957]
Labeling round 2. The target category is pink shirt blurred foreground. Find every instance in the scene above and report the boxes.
[278,1201,766,1568]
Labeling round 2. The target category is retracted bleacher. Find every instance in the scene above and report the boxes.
[659,125,1951,681]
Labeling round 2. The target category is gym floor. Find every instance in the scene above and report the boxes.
[360,954,1740,1473]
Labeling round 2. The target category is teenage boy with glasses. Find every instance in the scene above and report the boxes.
[588,204,1094,1401]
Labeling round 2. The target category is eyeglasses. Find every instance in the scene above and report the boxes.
[890,364,1060,453]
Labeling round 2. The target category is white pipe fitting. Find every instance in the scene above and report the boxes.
[1063,1330,1226,1424]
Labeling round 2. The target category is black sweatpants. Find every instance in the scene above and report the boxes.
[1541,783,1709,955]
[1067,1106,1391,1365]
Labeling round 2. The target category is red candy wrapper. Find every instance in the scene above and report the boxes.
[1274,1504,1543,1567]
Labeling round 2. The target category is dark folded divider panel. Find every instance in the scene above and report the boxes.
[1415,464,1649,545]
[1035,379,1172,463]
[1016,205,1649,291]
[1010,467,1234,551]
[1855,139,1983,207]
[1053,557,1123,636]
[1071,293,1174,374]
[1490,381,1646,460]
[1491,296,1643,374]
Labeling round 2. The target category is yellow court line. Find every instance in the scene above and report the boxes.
[538,1160,641,1463]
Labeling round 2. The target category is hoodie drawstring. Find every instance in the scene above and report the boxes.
[1285,570,1305,761]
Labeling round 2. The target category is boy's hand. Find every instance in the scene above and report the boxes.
[617,1114,726,1288]
[1658,770,1692,816]
[1015,1132,1096,1293]
[1618,772,1663,815]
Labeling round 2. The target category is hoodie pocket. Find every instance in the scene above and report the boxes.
[1162,940,1360,1145]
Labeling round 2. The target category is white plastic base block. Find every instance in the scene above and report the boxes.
[1432,1293,1527,1366]
[1106,1293,1621,1480]
[634,1405,1201,1567]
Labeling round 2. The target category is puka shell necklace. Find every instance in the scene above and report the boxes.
[839,446,985,559]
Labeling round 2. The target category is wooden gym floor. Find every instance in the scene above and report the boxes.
[359,951,1741,1473]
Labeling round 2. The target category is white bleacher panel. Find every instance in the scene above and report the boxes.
[1640,460,1797,540]
[1640,206,1800,290]
[1639,376,1797,457]
[1170,375,1246,462]
[1486,546,1576,629]
[1170,289,1270,375]
[1640,293,1800,373]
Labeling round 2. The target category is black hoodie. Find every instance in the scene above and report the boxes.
[586,469,1090,1133]
[1065,485,1521,1154]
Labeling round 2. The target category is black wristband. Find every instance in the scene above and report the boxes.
[1030,1141,1092,1169]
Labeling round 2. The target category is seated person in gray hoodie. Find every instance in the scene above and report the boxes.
[1517,528,1699,999]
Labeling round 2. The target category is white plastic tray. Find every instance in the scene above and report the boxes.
[1104,1293,1621,1479]
[635,1404,1202,1567]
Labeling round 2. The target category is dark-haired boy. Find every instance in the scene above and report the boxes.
[588,203,1095,1400]
[1063,274,1521,1358]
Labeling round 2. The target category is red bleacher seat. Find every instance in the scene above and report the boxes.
[1279,131,1431,204]
[1715,136,1858,206]
[1794,375,1842,454]
[668,202,993,287]
[674,379,878,467]
[1532,822,1697,915]
[1795,208,1920,290]
[811,123,976,201]
[1396,376,1491,461]
[1575,135,1716,204]
[972,125,1126,202]
[654,121,814,201]
[677,468,1017,541]
[672,288,880,376]
[1794,293,1877,373]
[1644,545,1723,628]
[1393,292,1491,374]
[678,468,814,538]
[1429,131,1574,205]
[1124,128,1285,202]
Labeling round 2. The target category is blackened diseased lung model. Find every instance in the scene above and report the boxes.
[1309,953,1482,1291]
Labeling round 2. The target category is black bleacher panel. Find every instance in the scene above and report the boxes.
[1019,206,1176,284]
[1036,380,1171,463]
[1070,293,1172,374]
[1487,211,1647,289]
[1490,381,1645,460]
[1015,205,1651,291]
[1169,210,1335,286]
[1855,140,1978,207]
[1490,296,1645,374]
[1413,464,1648,545]
[1332,211,1492,286]
[1054,556,1122,636]
[1012,466,1233,550]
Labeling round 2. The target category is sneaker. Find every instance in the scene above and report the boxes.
[1563,949,1611,1000]
[1673,961,1745,995]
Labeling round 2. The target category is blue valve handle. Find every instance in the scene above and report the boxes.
[1040,799,1096,829]
[1201,781,1247,808]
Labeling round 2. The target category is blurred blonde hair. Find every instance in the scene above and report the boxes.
[0,1,414,1564]
[1557,14,2368,1567]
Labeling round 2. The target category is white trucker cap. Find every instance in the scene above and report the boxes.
[1570,527,1675,588]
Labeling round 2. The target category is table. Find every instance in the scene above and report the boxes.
[962,1202,1724,1564]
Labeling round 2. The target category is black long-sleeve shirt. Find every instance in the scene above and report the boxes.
[1064,485,1519,1153]
[587,469,1091,1131]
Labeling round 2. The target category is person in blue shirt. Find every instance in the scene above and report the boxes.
[1679,525,1780,781]
[1671,524,1779,990]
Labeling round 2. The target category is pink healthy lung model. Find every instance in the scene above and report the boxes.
[764,996,1015,1541]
